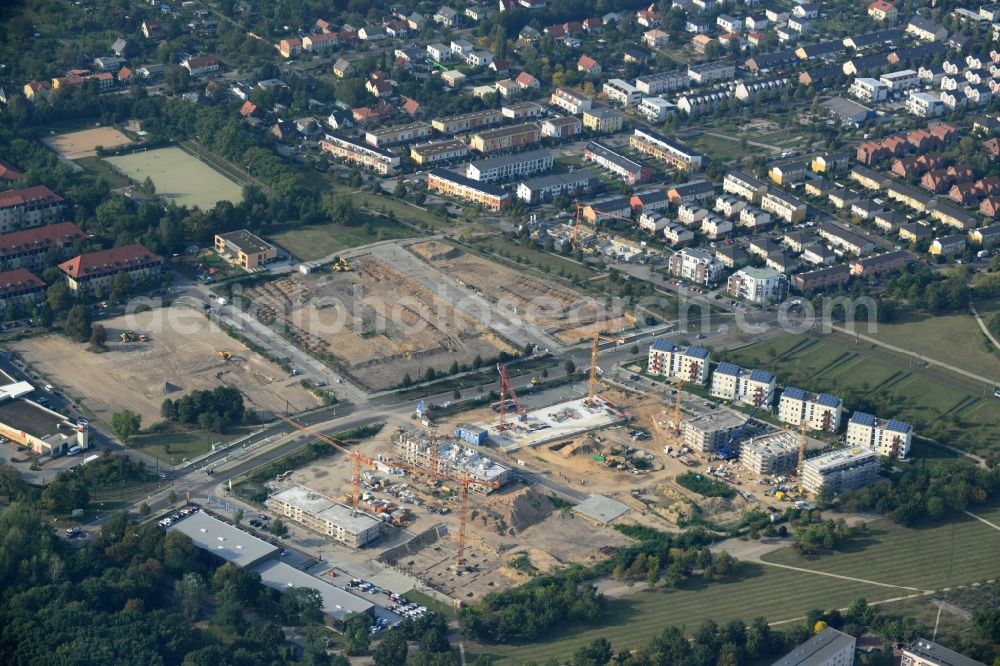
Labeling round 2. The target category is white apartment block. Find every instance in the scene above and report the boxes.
[635,71,690,95]
[637,97,676,122]
[465,149,553,182]
[777,387,843,431]
[773,627,857,666]
[849,77,888,103]
[801,447,878,494]
[603,78,641,106]
[724,170,769,203]
[550,87,592,114]
[646,339,711,384]
[880,69,919,92]
[710,363,777,407]
[906,91,945,117]
[846,411,913,458]
[268,485,382,547]
[667,247,725,285]
[727,266,787,304]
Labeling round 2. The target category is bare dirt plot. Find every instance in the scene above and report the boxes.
[241,255,517,391]
[410,241,634,345]
[42,127,133,160]
[12,309,318,429]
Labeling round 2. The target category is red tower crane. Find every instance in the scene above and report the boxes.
[496,362,527,430]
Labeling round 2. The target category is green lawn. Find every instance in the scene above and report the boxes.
[128,427,257,464]
[724,333,1000,453]
[467,565,895,665]
[868,306,1000,379]
[762,516,1000,591]
[266,216,418,261]
[469,513,1000,664]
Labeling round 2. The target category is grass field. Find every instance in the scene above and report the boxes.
[128,428,257,463]
[762,515,1000,590]
[469,513,1000,664]
[868,302,1000,379]
[74,156,132,188]
[468,565,897,664]
[104,146,245,209]
[266,216,418,261]
[724,333,1000,453]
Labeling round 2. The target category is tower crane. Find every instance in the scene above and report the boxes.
[586,331,627,407]
[274,413,375,510]
[496,362,527,429]
[797,419,808,478]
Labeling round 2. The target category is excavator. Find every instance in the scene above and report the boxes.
[332,257,352,272]
[218,350,232,360]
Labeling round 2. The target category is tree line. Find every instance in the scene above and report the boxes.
[160,386,247,432]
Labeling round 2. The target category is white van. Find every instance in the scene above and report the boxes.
[66,446,81,456]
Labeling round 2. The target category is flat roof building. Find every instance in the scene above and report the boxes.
[268,484,382,548]
[214,229,278,270]
[740,431,800,475]
[801,447,878,494]
[465,149,553,183]
[394,430,512,494]
[167,509,280,568]
[254,560,374,624]
[772,627,856,666]
[320,134,400,174]
[427,169,511,211]
[683,408,746,453]
[900,638,987,666]
[516,170,597,204]
[410,138,470,166]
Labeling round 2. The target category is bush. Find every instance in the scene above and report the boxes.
[676,472,736,498]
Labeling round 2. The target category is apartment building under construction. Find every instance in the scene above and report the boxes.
[393,429,512,494]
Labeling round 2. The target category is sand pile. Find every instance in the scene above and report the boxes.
[471,487,556,535]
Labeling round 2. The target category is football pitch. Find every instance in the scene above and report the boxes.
[104,145,244,209]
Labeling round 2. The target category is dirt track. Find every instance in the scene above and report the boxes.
[41,127,133,160]
[12,309,317,428]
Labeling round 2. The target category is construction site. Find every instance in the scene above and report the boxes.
[239,247,518,391]
[243,339,829,602]
[408,240,634,346]
[11,308,318,429]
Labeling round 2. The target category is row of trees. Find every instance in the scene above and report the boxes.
[160,386,246,432]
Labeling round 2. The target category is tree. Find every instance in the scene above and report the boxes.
[373,627,409,665]
[271,518,289,537]
[573,638,613,666]
[139,503,151,517]
[109,271,133,301]
[46,281,72,313]
[168,490,178,506]
[111,409,142,441]
[564,359,576,374]
[89,324,108,351]
[402,372,413,387]
[174,572,207,620]
[64,304,91,341]
[234,508,244,526]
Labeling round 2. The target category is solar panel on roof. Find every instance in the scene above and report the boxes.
[783,386,807,400]
[851,411,877,426]
[749,369,773,383]
[650,339,675,352]
[686,346,709,359]
[885,419,911,433]
[816,393,841,407]
[715,362,741,375]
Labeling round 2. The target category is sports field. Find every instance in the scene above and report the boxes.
[42,126,133,159]
[724,333,1000,453]
[104,146,244,209]
[468,513,1000,664]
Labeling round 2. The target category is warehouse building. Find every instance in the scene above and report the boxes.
[167,511,374,625]
[465,149,553,183]
[778,388,843,432]
[846,411,912,458]
[683,408,746,453]
[0,379,90,456]
[268,484,383,548]
[801,447,878,494]
[394,430,512,494]
[773,627,856,666]
[711,363,777,407]
[646,339,711,384]
[740,431,800,475]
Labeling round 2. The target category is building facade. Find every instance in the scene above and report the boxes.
[214,230,278,270]
[727,266,787,304]
[846,411,912,457]
[58,244,163,294]
[668,247,725,285]
[426,169,510,211]
[0,186,65,233]
[268,484,382,547]
[777,387,843,431]
[646,340,711,384]
[801,447,879,494]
